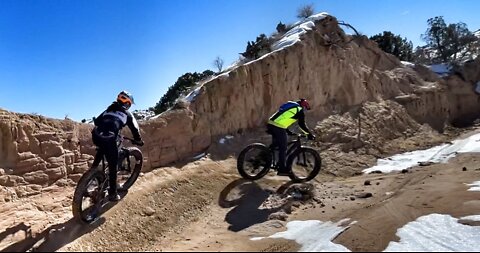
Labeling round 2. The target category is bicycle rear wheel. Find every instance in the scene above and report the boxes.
[237,143,272,180]
[287,147,322,182]
[72,168,107,223]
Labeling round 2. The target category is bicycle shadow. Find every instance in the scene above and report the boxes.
[218,179,294,232]
[0,190,128,252]
[0,217,105,252]
[0,223,32,249]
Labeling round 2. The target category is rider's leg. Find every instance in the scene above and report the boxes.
[269,125,288,174]
[267,124,277,150]
[277,130,288,174]
[104,139,120,201]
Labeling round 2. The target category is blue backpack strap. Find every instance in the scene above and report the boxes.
[278,101,299,113]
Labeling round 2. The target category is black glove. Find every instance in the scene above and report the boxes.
[132,139,144,146]
[307,134,316,140]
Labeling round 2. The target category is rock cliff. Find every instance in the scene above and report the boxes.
[1,15,479,200]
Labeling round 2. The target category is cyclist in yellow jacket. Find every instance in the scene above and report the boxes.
[267,99,315,176]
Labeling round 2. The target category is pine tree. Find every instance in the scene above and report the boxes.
[421,16,478,64]
[152,70,214,114]
[370,31,414,61]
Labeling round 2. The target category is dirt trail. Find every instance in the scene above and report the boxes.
[1,130,480,252]
[156,154,480,252]
[331,153,480,251]
[63,154,480,252]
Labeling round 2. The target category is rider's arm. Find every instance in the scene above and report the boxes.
[297,110,312,135]
[125,111,142,141]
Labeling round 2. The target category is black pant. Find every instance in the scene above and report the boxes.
[267,124,288,172]
[92,129,119,195]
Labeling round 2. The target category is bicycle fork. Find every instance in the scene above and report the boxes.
[295,152,309,167]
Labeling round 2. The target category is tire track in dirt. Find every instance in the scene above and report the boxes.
[60,160,240,251]
[4,127,479,252]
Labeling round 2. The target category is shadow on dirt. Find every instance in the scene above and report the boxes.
[218,179,296,232]
[0,190,131,252]
[0,223,32,243]
[0,217,105,252]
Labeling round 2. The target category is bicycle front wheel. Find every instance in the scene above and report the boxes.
[117,147,143,191]
[237,143,272,180]
[287,147,322,182]
[72,168,106,223]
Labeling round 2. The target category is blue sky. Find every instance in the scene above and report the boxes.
[0,0,478,121]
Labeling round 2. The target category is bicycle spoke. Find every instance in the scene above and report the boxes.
[291,150,317,180]
[237,144,272,179]
[79,176,103,222]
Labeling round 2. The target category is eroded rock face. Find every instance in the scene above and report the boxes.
[1,15,479,199]
[0,112,95,200]
[141,16,480,177]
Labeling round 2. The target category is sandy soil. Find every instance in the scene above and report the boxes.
[1,128,480,252]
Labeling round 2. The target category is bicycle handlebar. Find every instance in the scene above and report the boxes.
[120,135,144,146]
[288,132,316,141]
[288,132,308,138]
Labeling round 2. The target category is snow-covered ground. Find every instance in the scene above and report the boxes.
[363,132,480,174]
[467,181,480,191]
[428,63,452,77]
[252,213,480,252]
[251,219,353,252]
[251,132,480,251]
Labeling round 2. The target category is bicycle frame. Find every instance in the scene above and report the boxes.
[237,133,320,182]
[286,137,302,157]
[92,136,131,199]
[73,135,142,223]
[270,135,304,168]
[90,150,106,172]
[91,135,132,172]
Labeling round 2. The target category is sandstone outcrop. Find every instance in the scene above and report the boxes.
[0,111,95,200]
[1,15,479,200]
